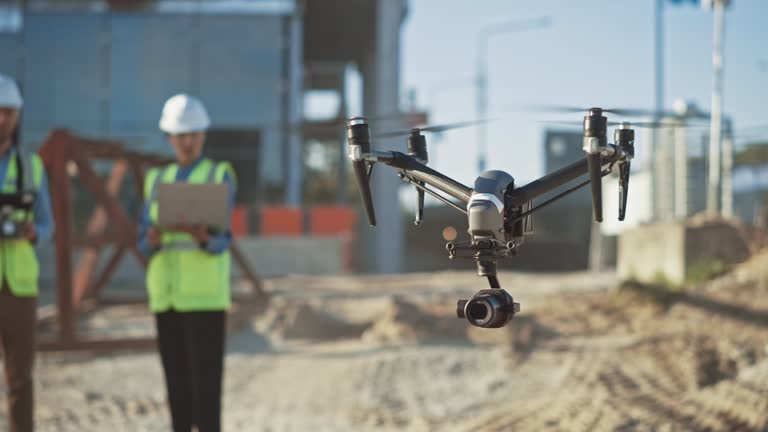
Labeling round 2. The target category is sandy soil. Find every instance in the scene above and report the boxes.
[2,262,767,432]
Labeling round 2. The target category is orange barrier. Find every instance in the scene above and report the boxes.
[256,205,358,270]
[260,206,303,236]
[231,206,249,238]
[309,206,357,234]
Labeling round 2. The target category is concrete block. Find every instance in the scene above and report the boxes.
[36,236,348,296]
[618,220,750,285]
[232,236,346,278]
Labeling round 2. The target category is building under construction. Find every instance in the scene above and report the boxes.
[0,0,410,273]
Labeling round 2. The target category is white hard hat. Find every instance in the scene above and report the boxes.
[159,94,210,134]
[0,74,23,109]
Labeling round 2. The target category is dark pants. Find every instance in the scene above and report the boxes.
[155,310,226,432]
[0,282,36,432]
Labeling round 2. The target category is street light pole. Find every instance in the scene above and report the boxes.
[651,0,664,221]
[706,0,727,216]
[721,118,733,218]
[475,16,550,173]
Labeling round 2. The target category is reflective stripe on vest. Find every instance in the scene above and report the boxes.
[144,159,233,312]
[0,151,44,297]
[1,150,35,196]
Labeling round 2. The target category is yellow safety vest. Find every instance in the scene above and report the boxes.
[0,150,44,297]
[144,158,236,312]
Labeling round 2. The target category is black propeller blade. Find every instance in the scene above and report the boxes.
[273,112,429,134]
[528,104,682,119]
[539,120,704,129]
[373,119,492,139]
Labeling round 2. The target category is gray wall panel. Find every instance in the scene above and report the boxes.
[14,11,289,188]
[0,34,19,79]
[110,13,195,147]
[23,14,105,139]
[196,15,283,182]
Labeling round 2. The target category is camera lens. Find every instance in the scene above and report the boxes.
[458,289,518,328]
[467,300,490,321]
[465,296,499,327]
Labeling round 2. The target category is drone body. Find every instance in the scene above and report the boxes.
[347,108,635,328]
[468,170,514,241]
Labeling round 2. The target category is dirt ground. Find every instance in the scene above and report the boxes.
[2,258,768,431]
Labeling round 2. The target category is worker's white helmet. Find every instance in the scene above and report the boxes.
[159,94,210,134]
[0,74,23,109]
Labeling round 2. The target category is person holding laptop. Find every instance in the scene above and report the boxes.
[137,94,236,432]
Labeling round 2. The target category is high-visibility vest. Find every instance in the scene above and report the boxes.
[0,150,44,297]
[144,158,236,313]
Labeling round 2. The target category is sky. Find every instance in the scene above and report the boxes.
[398,0,768,186]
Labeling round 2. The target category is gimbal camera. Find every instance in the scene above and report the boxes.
[0,193,35,238]
[347,108,635,328]
[0,151,37,239]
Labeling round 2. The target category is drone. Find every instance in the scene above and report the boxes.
[347,107,638,328]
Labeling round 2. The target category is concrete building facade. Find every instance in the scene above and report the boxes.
[0,0,409,274]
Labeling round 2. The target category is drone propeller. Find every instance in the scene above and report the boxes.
[528,104,682,119]
[276,112,429,134]
[373,119,492,138]
[575,109,640,223]
[539,119,703,129]
[352,111,430,124]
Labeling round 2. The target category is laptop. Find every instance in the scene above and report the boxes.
[156,183,230,229]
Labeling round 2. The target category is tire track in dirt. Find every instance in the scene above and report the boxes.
[456,326,768,432]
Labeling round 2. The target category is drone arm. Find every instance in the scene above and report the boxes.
[360,150,396,164]
[362,150,474,204]
[398,173,468,215]
[509,167,615,223]
[507,145,626,208]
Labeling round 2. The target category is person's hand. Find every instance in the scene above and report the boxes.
[147,226,162,248]
[187,224,209,245]
[18,222,36,242]
[168,223,209,245]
